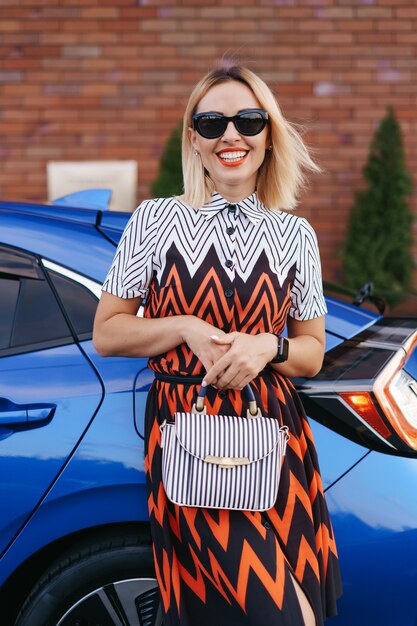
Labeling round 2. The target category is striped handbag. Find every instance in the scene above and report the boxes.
[159,385,290,511]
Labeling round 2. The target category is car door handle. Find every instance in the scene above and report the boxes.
[0,399,56,428]
[0,409,27,425]
[27,407,56,422]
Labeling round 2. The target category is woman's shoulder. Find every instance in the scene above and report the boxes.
[264,210,321,256]
[265,207,314,232]
[133,195,196,219]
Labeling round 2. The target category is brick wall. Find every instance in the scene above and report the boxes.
[0,0,416,288]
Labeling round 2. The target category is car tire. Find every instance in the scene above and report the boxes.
[14,530,163,626]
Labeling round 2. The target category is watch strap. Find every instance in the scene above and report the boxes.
[269,334,289,363]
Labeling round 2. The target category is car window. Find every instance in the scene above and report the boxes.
[12,278,71,347]
[0,277,20,350]
[0,246,43,279]
[0,246,73,356]
[49,271,98,340]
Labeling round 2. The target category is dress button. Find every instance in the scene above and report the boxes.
[227,204,237,213]
[218,390,227,399]
[264,521,271,530]
[225,259,233,268]
[226,226,235,235]
[224,287,234,298]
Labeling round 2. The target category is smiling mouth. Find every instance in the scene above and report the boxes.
[217,150,249,166]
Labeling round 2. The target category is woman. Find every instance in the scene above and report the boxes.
[93,63,342,626]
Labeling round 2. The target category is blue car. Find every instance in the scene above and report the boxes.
[1,190,416,626]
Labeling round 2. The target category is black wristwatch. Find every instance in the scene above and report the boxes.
[269,334,289,363]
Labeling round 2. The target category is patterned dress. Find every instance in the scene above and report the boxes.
[102,192,342,626]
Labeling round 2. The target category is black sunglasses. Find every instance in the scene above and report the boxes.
[192,109,269,139]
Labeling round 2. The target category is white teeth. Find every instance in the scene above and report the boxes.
[218,151,247,162]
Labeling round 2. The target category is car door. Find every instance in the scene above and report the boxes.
[0,245,103,556]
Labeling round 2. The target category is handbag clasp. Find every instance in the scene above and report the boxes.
[204,455,250,468]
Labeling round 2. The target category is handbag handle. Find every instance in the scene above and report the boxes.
[194,384,261,418]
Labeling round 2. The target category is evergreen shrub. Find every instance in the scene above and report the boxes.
[151,121,183,198]
[342,107,414,305]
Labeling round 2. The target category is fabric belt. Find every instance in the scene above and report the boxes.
[154,372,204,385]
[154,370,269,385]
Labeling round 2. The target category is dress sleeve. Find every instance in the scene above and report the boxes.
[101,199,158,299]
[289,218,328,320]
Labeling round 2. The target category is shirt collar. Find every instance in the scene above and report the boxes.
[199,191,268,225]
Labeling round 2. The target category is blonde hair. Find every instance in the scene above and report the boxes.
[181,64,321,210]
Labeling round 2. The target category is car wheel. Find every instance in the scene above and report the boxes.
[14,531,163,626]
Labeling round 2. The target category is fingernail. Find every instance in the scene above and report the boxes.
[201,380,207,387]
[210,334,219,339]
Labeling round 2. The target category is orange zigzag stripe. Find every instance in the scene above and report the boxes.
[207,538,286,611]
[153,545,172,613]
[309,469,324,502]
[148,482,167,527]
[235,272,279,314]
[180,506,202,551]
[271,378,287,405]
[167,504,182,543]
[144,418,161,481]
[171,549,182,614]
[236,285,274,326]
[178,545,229,605]
[287,427,308,462]
[272,372,293,398]
[236,539,286,610]
[153,545,181,616]
[160,265,232,318]
[177,530,288,612]
[243,510,267,540]
[235,273,292,325]
[236,279,291,335]
[294,534,320,583]
[201,509,231,551]
[156,382,195,415]
[266,471,313,545]
[316,522,338,577]
[302,416,316,446]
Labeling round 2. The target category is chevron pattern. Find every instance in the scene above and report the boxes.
[145,373,342,626]
[103,192,327,322]
[104,193,341,625]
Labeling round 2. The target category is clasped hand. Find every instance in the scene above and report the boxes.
[203,333,275,390]
[183,318,274,390]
